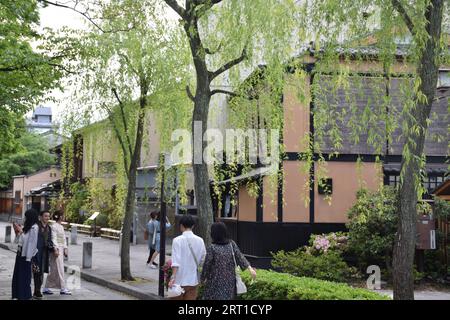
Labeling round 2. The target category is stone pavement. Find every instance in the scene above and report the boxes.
[371,289,450,300]
[0,249,136,300]
[0,221,171,300]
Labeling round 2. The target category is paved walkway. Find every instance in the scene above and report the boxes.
[0,248,136,300]
[2,221,450,300]
[0,221,171,299]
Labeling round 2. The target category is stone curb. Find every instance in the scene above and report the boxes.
[0,244,163,300]
[63,264,163,300]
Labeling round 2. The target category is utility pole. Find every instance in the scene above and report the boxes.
[158,153,167,297]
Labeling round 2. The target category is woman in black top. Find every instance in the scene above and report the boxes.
[200,222,256,300]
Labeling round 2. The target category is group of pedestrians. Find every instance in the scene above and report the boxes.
[11,209,71,300]
[147,213,257,300]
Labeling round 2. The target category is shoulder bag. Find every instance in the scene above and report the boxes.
[230,243,247,295]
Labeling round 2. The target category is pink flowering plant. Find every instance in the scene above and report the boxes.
[306,232,348,255]
[162,259,172,290]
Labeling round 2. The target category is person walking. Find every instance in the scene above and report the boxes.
[33,210,55,299]
[43,211,71,295]
[200,222,257,300]
[146,211,158,267]
[168,215,206,300]
[11,209,39,300]
[148,211,171,269]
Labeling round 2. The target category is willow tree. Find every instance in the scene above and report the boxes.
[63,0,190,280]
[304,0,449,299]
[162,0,298,244]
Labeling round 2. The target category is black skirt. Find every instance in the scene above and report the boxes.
[11,252,32,300]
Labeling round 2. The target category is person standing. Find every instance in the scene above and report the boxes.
[11,209,39,300]
[33,210,55,299]
[146,211,158,267]
[43,211,71,295]
[168,215,206,300]
[200,222,257,300]
[148,211,171,269]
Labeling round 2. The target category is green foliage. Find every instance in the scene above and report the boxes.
[271,232,355,283]
[0,0,62,154]
[0,131,55,188]
[63,182,89,224]
[62,178,123,229]
[434,197,450,220]
[85,179,120,229]
[272,249,356,283]
[346,187,398,270]
[240,269,390,300]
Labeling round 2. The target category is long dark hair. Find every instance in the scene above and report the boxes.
[210,222,230,245]
[23,209,39,234]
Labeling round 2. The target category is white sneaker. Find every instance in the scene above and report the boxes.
[60,289,72,295]
[150,264,157,269]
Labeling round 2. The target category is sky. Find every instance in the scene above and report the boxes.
[34,3,180,126]
[35,4,86,124]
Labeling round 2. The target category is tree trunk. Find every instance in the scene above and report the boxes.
[183,17,215,246]
[120,98,147,281]
[192,88,214,246]
[392,0,443,300]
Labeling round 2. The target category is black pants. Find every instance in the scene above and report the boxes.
[33,272,44,295]
[147,248,155,264]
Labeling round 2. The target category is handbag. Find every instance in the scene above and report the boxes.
[31,259,40,274]
[144,230,149,241]
[230,243,247,295]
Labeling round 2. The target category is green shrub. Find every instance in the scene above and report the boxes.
[272,249,356,283]
[240,269,390,300]
[84,213,109,228]
[346,186,398,271]
[64,182,89,224]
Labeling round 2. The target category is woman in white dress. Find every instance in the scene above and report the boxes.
[43,211,71,295]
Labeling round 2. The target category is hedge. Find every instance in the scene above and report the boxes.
[240,269,390,300]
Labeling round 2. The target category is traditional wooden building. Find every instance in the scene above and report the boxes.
[215,48,449,267]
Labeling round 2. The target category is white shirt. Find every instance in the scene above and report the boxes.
[171,230,206,287]
[19,224,39,262]
[51,223,67,249]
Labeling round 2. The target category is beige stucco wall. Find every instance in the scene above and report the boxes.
[314,161,383,223]
[13,167,61,216]
[238,184,256,222]
[282,161,310,223]
[140,111,161,168]
[82,124,118,179]
[263,175,278,222]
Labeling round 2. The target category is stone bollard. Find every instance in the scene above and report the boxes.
[5,226,11,243]
[82,242,92,269]
[70,225,77,245]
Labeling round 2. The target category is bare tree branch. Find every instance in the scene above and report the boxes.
[186,85,195,102]
[209,45,248,81]
[112,88,133,157]
[38,0,135,33]
[162,0,187,20]
[391,0,416,36]
[210,89,239,97]
[38,0,106,33]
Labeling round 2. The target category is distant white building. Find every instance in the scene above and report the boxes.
[26,106,54,133]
